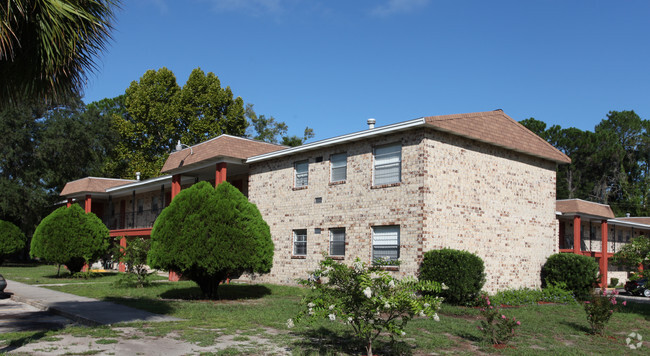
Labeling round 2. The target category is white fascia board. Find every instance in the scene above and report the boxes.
[246,118,426,163]
[106,175,172,193]
[608,219,650,230]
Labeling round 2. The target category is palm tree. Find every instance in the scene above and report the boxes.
[0,0,120,105]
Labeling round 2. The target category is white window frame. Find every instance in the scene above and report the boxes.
[293,229,307,256]
[330,153,347,183]
[294,160,309,188]
[373,143,401,186]
[329,228,346,256]
[372,225,400,262]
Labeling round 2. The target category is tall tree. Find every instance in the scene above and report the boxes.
[245,103,314,147]
[111,67,248,179]
[0,0,120,105]
[0,98,115,240]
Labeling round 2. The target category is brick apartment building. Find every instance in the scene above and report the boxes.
[61,110,577,292]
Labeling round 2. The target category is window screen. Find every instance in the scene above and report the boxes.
[372,226,399,261]
[374,144,401,185]
[295,161,309,187]
[329,228,345,256]
[293,229,307,255]
[330,153,347,182]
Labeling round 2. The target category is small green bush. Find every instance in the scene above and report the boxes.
[609,278,619,288]
[31,205,110,274]
[489,283,576,306]
[541,253,599,300]
[419,248,486,305]
[0,220,26,264]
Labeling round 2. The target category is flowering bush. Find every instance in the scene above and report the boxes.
[290,256,444,356]
[477,295,521,345]
[584,289,625,335]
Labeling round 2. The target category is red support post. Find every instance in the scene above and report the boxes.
[573,215,581,254]
[171,174,181,199]
[66,198,72,208]
[600,220,608,288]
[215,162,227,186]
[119,237,127,273]
[84,194,92,213]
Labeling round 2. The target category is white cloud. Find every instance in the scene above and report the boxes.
[207,0,285,16]
[370,0,430,17]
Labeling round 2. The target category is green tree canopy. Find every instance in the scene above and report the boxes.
[148,181,274,298]
[109,67,248,179]
[520,111,650,216]
[0,0,120,105]
[31,204,110,274]
[0,99,115,241]
[611,235,650,274]
[0,219,26,264]
[245,103,314,147]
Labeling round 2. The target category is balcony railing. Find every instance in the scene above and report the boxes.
[103,209,161,230]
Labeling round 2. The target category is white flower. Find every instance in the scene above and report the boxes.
[433,313,440,322]
[363,287,372,298]
[401,331,406,336]
[308,308,314,315]
[353,261,364,271]
[329,313,336,321]
[329,304,335,310]
[441,283,449,290]
[418,310,425,317]
[388,280,395,288]
[308,302,315,308]
[348,317,353,322]
[423,303,430,308]
[384,302,390,309]
[286,319,294,328]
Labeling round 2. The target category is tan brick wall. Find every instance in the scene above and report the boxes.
[421,130,557,292]
[247,128,559,293]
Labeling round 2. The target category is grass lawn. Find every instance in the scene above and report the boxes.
[0,262,167,285]
[2,263,650,355]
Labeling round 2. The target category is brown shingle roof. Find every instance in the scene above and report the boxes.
[60,177,135,197]
[161,135,286,174]
[556,199,614,219]
[423,110,571,164]
[616,217,650,225]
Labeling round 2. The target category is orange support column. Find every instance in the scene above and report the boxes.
[169,174,183,281]
[84,194,92,213]
[215,162,227,186]
[573,215,581,254]
[119,237,127,273]
[66,198,72,208]
[601,220,608,288]
[171,174,181,199]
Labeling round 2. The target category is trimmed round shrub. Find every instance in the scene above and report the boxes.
[541,253,598,300]
[419,248,486,305]
[148,181,274,299]
[0,220,26,264]
[31,204,110,274]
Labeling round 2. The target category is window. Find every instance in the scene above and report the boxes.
[372,226,399,261]
[152,196,160,213]
[293,229,307,256]
[330,153,347,182]
[295,160,309,188]
[373,144,401,185]
[137,199,144,214]
[329,228,345,256]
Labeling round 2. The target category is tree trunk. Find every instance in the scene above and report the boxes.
[366,338,372,356]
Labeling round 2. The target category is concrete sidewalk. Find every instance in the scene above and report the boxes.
[6,279,182,326]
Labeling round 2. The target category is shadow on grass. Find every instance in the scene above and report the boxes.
[0,330,49,354]
[618,300,650,320]
[102,297,176,315]
[159,284,272,301]
[42,272,120,280]
[291,326,416,356]
[559,320,590,334]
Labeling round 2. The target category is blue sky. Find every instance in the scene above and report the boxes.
[82,0,650,141]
